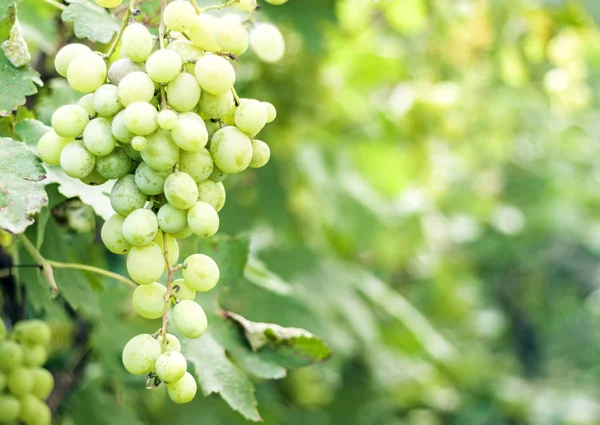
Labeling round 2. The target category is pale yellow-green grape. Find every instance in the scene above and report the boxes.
[111,110,135,143]
[198,90,234,119]
[171,118,208,151]
[167,72,201,112]
[67,52,107,93]
[95,0,122,7]
[210,126,253,173]
[132,135,148,151]
[37,130,72,165]
[108,58,146,85]
[83,117,117,156]
[238,0,257,11]
[155,351,187,383]
[96,146,132,179]
[158,110,179,130]
[122,208,159,247]
[197,180,226,212]
[0,395,20,422]
[123,143,143,161]
[93,84,123,117]
[194,55,236,95]
[179,111,203,122]
[134,162,170,196]
[153,231,179,266]
[141,130,180,171]
[250,139,271,168]
[157,203,188,234]
[101,214,132,255]
[164,172,198,210]
[171,226,194,240]
[189,13,221,52]
[54,43,91,77]
[132,282,167,319]
[31,367,54,400]
[78,93,96,117]
[182,254,220,292]
[250,23,286,63]
[52,104,89,138]
[262,101,277,123]
[127,242,165,285]
[178,148,214,183]
[157,333,181,353]
[208,166,228,183]
[167,371,197,404]
[222,102,237,125]
[216,15,249,56]
[167,40,204,63]
[188,201,219,238]
[172,300,208,338]
[122,334,162,374]
[7,367,33,396]
[0,341,22,373]
[265,0,288,4]
[110,175,147,217]
[163,0,197,32]
[13,320,51,346]
[122,23,153,63]
[172,278,196,301]
[146,49,183,83]
[204,119,221,138]
[19,394,50,425]
[117,71,155,106]
[124,101,159,135]
[235,99,268,135]
[22,345,47,368]
[81,169,109,186]
[60,140,96,179]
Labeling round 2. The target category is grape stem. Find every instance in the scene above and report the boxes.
[104,0,137,60]
[199,0,240,12]
[159,232,177,351]
[43,0,66,11]
[231,87,241,106]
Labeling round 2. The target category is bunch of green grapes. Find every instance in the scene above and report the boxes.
[0,319,54,425]
[37,0,288,405]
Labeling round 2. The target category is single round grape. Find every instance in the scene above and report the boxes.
[122,334,162,375]
[122,208,159,246]
[189,13,221,52]
[238,0,257,11]
[60,140,96,178]
[55,43,91,77]
[167,73,201,112]
[0,395,20,422]
[96,146,132,179]
[19,393,50,425]
[172,226,194,240]
[222,102,237,126]
[179,111,204,122]
[250,139,270,168]
[31,367,54,400]
[131,135,147,151]
[117,71,155,107]
[124,101,159,136]
[7,367,33,396]
[93,84,123,117]
[132,282,167,319]
[216,15,249,56]
[197,180,226,211]
[101,214,132,254]
[250,23,285,63]
[178,148,213,183]
[141,130,180,171]
[23,345,47,367]
[182,254,220,292]
[111,110,135,143]
[198,90,234,119]
[83,117,117,156]
[122,23,153,63]
[164,172,199,210]
[134,162,170,196]
[127,242,165,284]
[110,174,147,217]
[67,52,107,93]
[163,1,196,32]
[37,130,72,165]
[158,333,181,352]
[210,126,253,173]
[208,166,228,182]
[123,142,143,161]
[146,49,182,83]
[158,110,179,130]
[108,58,146,85]
[172,278,196,301]
[167,371,197,404]
[167,40,204,63]
[81,168,109,186]
[155,351,187,383]
[154,231,179,266]
[187,201,219,237]
[13,320,51,346]
[52,104,89,138]
[78,93,96,117]
[157,203,188,234]
[173,300,208,338]
[235,99,268,135]
[205,119,221,138]
[96,0,123,7]
[0,341,23,373]
[262,101,277,123]
[265,0,288,4]
[194,55,236,95]
[171,118,208,152]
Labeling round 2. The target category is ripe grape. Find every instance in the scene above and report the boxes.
[194,55,236,95]
[172,226,194,240]
[178,148,214,183]
[167,73,201,112]
[81,169,109,186]
[172,300,208,338]
[108,57,146,85]
[141,130,180,171]
[37,130,72,165]
[83,117,117,156]
[96,146,132,179]
[146,49,182,83]
[51,104,89,138]
[122,23,153,63]
[101,214,132,254]
[172,278,196,301]
[234,99,268,135]
[198,90,234,119]
[197,180,226,211]
[158,110,179,130]
[95,0,123,7]
[216,15,249,56]
[188,202,219,238]
[124,101,159,135]
[110,175,147,217]
[13,320,51,346]
[111,110,135,143]
[127,242,165,284]
[163,1,197,32]
[182,254,220,292]
[239,0,257,11]
[54,43,91,78]
[122,208,159,247]
[205,119,221,138]
[117,71,155,106]
[23,345,47,368]
[31,367,54,400]
[0,395,20,422]
[164,172,198,210]
[167,40,204,63]
[155,351,187,383]
[134,162,170,196]
[262,101,277,123]
[210,126,253,173]
[0,341,23,372]
[132,135,148,151]
[60,140,96,178]
[157,333,181,352]
[67,52,107,93]
[78,93,97,117]
[122,334,162,375]
[171,118,208,151]
[19,394,50,425]
[154,231,180,266]
[7,367,34,396]
[250,140,270,168]
[132,282,167,319]
[265,0,288,4]
[250,23,285,63]
[189,13,221,52]
[93,84,123,117]
[167,371,197,404]
[157,203,188,234]
[178,111,204,122]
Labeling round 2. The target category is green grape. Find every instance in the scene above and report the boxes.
[208,166,228,182]
[141,130,180,171]
[146,49,182,83]
[83,117,117,156]
[167,371,197,404]
[123,142,143,161]
[134,162,170,196]
[108,57,146,85]
[157,333,181,352]
[122,208,159,246]
[78,93,97,117]
[178,148,213,183]
[60,140,96,178]
[52,104,89,138]
[122,23,153,63]
[112,110,135,143]
[250,139,270,168]
[157,203,188,234]
[37,130,72,165]
[164,172,199,210]
[171,118,208,152]
[216,15,249,56]
[19,393,50,425]
[167,73,201,112]
[210,126,253,173]
[81,168,109,186]
[172,278,196,301]
[198,90,234,119]
[0,395,20,422]
[23,345,47,367]
[265,0,288,4]
[179,111,203,122]
[67,52,107,93]
[101,214,132,254]
[171,226,194,240]
[93,84,123,117]
[132,135,147,151]
[167,40,204,63]
[155,351,187,383]
[124,101,159,136]
[222,102,237,125]
[54,43,91,77]
[154,231,179,266]
[132,282,167,319]
[96,0,122,7]
[172,300,208,338]
[122,334,162,375]
[234,99,268,135]
[110,175,147,217]
[188,201,219,238]
[127,242,165,284]
[96,146,132,179]
[238,0,257,11]
[197,180,226,211]
[204,119,221,138]
[189,13,221,52]
[194,55,236,95]
[13,320,51,346]
[262,101,277,123]
[117,71,155,107]
[31,368,54,400]
[182,254,220,292]
[0,341,23,372]
[163,1,196,32]
[158,110,179,130]
[7,367,33,396]
[249,23,286,63]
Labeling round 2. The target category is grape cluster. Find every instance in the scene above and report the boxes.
[37,0,287,405]
[0,319,54,425]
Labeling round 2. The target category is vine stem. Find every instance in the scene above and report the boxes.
[159,232,176,351]
[200,0,240,12]
[43,0,66,11]
[104,0,137,60]
[231,87,241,106]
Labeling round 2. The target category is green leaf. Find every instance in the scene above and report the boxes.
[62,0,121,44]
[14,118,50,147]
[0,0,16,42]
[0,50,41,116]
[2,18,31,66]
[0,138,47,233]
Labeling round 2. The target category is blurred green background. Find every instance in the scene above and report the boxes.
[6,0,600,424]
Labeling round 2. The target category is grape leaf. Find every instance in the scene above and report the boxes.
[2,18,31,66]
[0,50,41,116]
[14,118,50,147]
[0,138,47,233]
[62,0,120,44]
